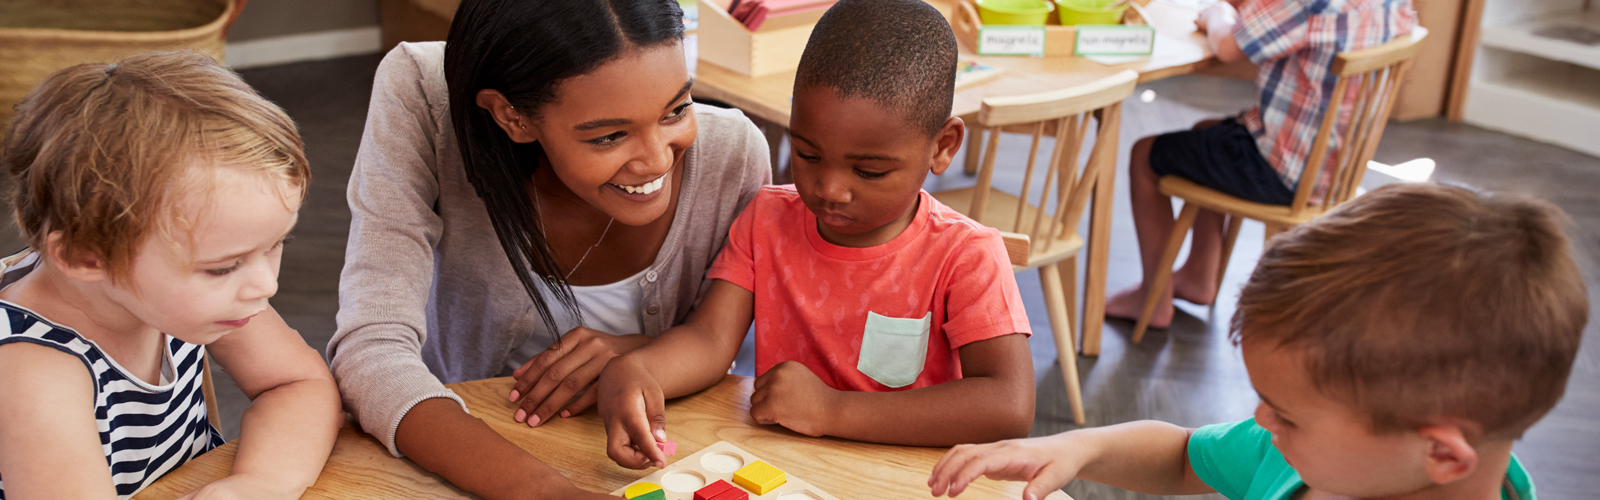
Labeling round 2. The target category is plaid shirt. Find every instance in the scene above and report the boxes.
[1234,0,1415,201]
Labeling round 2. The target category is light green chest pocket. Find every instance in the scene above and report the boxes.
[856,312,933,388]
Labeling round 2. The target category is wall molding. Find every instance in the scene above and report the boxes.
[225,26,383,70]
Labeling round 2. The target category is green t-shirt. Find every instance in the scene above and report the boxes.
[1187,419,1535,500]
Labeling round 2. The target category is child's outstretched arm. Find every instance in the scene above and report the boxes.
[749,332,1033,446]
[0,343,120,498]
[927,421,1215,500]
[597,279,755,469]
[196,308,342,498]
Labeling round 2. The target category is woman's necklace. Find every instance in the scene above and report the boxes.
[532,181,614,281]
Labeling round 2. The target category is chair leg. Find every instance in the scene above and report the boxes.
[1040,263,1086,425]
[1213,215,1244,304]
[1133,203,1201,343]
[1262,222,1288,253]
[964,128,984,176]
[1060,255,1078,344]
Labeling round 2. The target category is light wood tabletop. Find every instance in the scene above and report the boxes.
[690,0,1215,128]
[134,375,1071,500]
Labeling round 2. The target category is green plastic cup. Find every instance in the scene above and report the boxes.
[977,0,1056,25]
[1056,0,1129,25]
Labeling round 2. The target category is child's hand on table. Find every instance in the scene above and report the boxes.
[928,434,1086,500]
[596,355,672,470]
[749,361,839,437]
[176,473,304,500]
[509,327,652,428]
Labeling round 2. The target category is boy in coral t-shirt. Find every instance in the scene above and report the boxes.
[595,0,1034,470]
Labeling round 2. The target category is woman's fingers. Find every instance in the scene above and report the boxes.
[526,356,607,426]
[559,385,600,418]
[514,339,602,422]
[510,338,577,403]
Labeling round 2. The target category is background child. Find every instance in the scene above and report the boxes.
[596,0,1034,469]
[0,51,341,499]
[930,183,1587,500]
[1105,0,1418,328]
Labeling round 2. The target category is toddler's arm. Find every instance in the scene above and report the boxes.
[597,279,756,469]
[749,333,1033,446]
[1196,2,1247,63]
[201,308,342,498]
[0,343,119,498]
[928,421,1214,500]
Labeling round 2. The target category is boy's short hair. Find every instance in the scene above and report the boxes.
[795,0,957,136]
[2,51,309,281]
[1233,183,1587,439]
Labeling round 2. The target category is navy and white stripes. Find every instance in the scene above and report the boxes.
[0,299,224,499]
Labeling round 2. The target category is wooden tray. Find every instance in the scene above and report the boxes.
[613,441,841,500]
[950,0,1151,57]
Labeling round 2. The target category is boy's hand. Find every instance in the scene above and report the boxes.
[596,356,671,470]
[177,473,303,500]
[510,328,651,428]
[928,435,1085,500]
[749,361,838,437]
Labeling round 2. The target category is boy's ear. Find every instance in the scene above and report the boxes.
[928,116,966,176]
[44,233,109,283]
[1416,425,1479,485]
[475,89,541,144]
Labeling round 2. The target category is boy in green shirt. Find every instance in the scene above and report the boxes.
[928,183,1587,500]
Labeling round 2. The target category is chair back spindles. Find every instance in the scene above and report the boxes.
[1289,29,1426,215]
[1013,121,1048,233]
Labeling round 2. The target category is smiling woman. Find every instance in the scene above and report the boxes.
[323,0,770,498]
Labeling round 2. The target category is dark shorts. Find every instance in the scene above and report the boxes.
[1148,118,1295,206]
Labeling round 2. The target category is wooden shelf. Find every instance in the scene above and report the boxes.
[1464,60,1600,157]
[1479,8,1600,71]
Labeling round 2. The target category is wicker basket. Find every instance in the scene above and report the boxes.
[0,0,240,137]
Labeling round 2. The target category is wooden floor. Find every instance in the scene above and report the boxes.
[5,54,1593,499]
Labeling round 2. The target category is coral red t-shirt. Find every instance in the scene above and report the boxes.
[708,186,1031,392]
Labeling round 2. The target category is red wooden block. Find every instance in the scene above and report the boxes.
[694,480,737,500]
[709,487,749,500]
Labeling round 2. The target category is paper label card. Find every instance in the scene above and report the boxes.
[978,26,1047,56]
[1074,25,1156,56]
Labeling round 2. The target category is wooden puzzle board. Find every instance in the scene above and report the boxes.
[612,441,841,500]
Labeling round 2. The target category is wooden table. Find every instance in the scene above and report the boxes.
[135,376,1072,500]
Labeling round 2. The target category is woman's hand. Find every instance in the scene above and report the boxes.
[928,434,1087,500]
[510,328,652,427]
[748,361,839,437]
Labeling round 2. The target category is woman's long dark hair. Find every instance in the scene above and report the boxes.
[444,0,685,342]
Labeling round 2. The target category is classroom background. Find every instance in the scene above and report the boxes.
[2,0,1596,498]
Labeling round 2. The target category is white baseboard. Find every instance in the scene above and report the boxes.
[225,26,383,70]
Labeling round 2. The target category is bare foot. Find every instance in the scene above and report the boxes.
[1105,284,1173,330]
[1171,268,1219,306]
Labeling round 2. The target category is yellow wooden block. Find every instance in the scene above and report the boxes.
[732,460,786,495]
[624,482,664,500]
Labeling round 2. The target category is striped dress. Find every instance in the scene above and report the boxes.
[0,254,224,499]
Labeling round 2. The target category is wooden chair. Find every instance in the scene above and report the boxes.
[1131,29,1428,342]
[202,355,223,434]
[933,70,1139,425]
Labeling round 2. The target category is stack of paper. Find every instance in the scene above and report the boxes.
[726,0,836,31]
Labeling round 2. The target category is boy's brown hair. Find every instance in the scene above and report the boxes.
[1,51,309,281]
[1233,182,1587,439]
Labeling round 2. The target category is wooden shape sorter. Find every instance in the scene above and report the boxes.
[613,441,840,500]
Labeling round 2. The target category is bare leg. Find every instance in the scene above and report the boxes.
[1106,119,1229,327]
[1105,135,1175,328]
[1172,208,1224,305]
